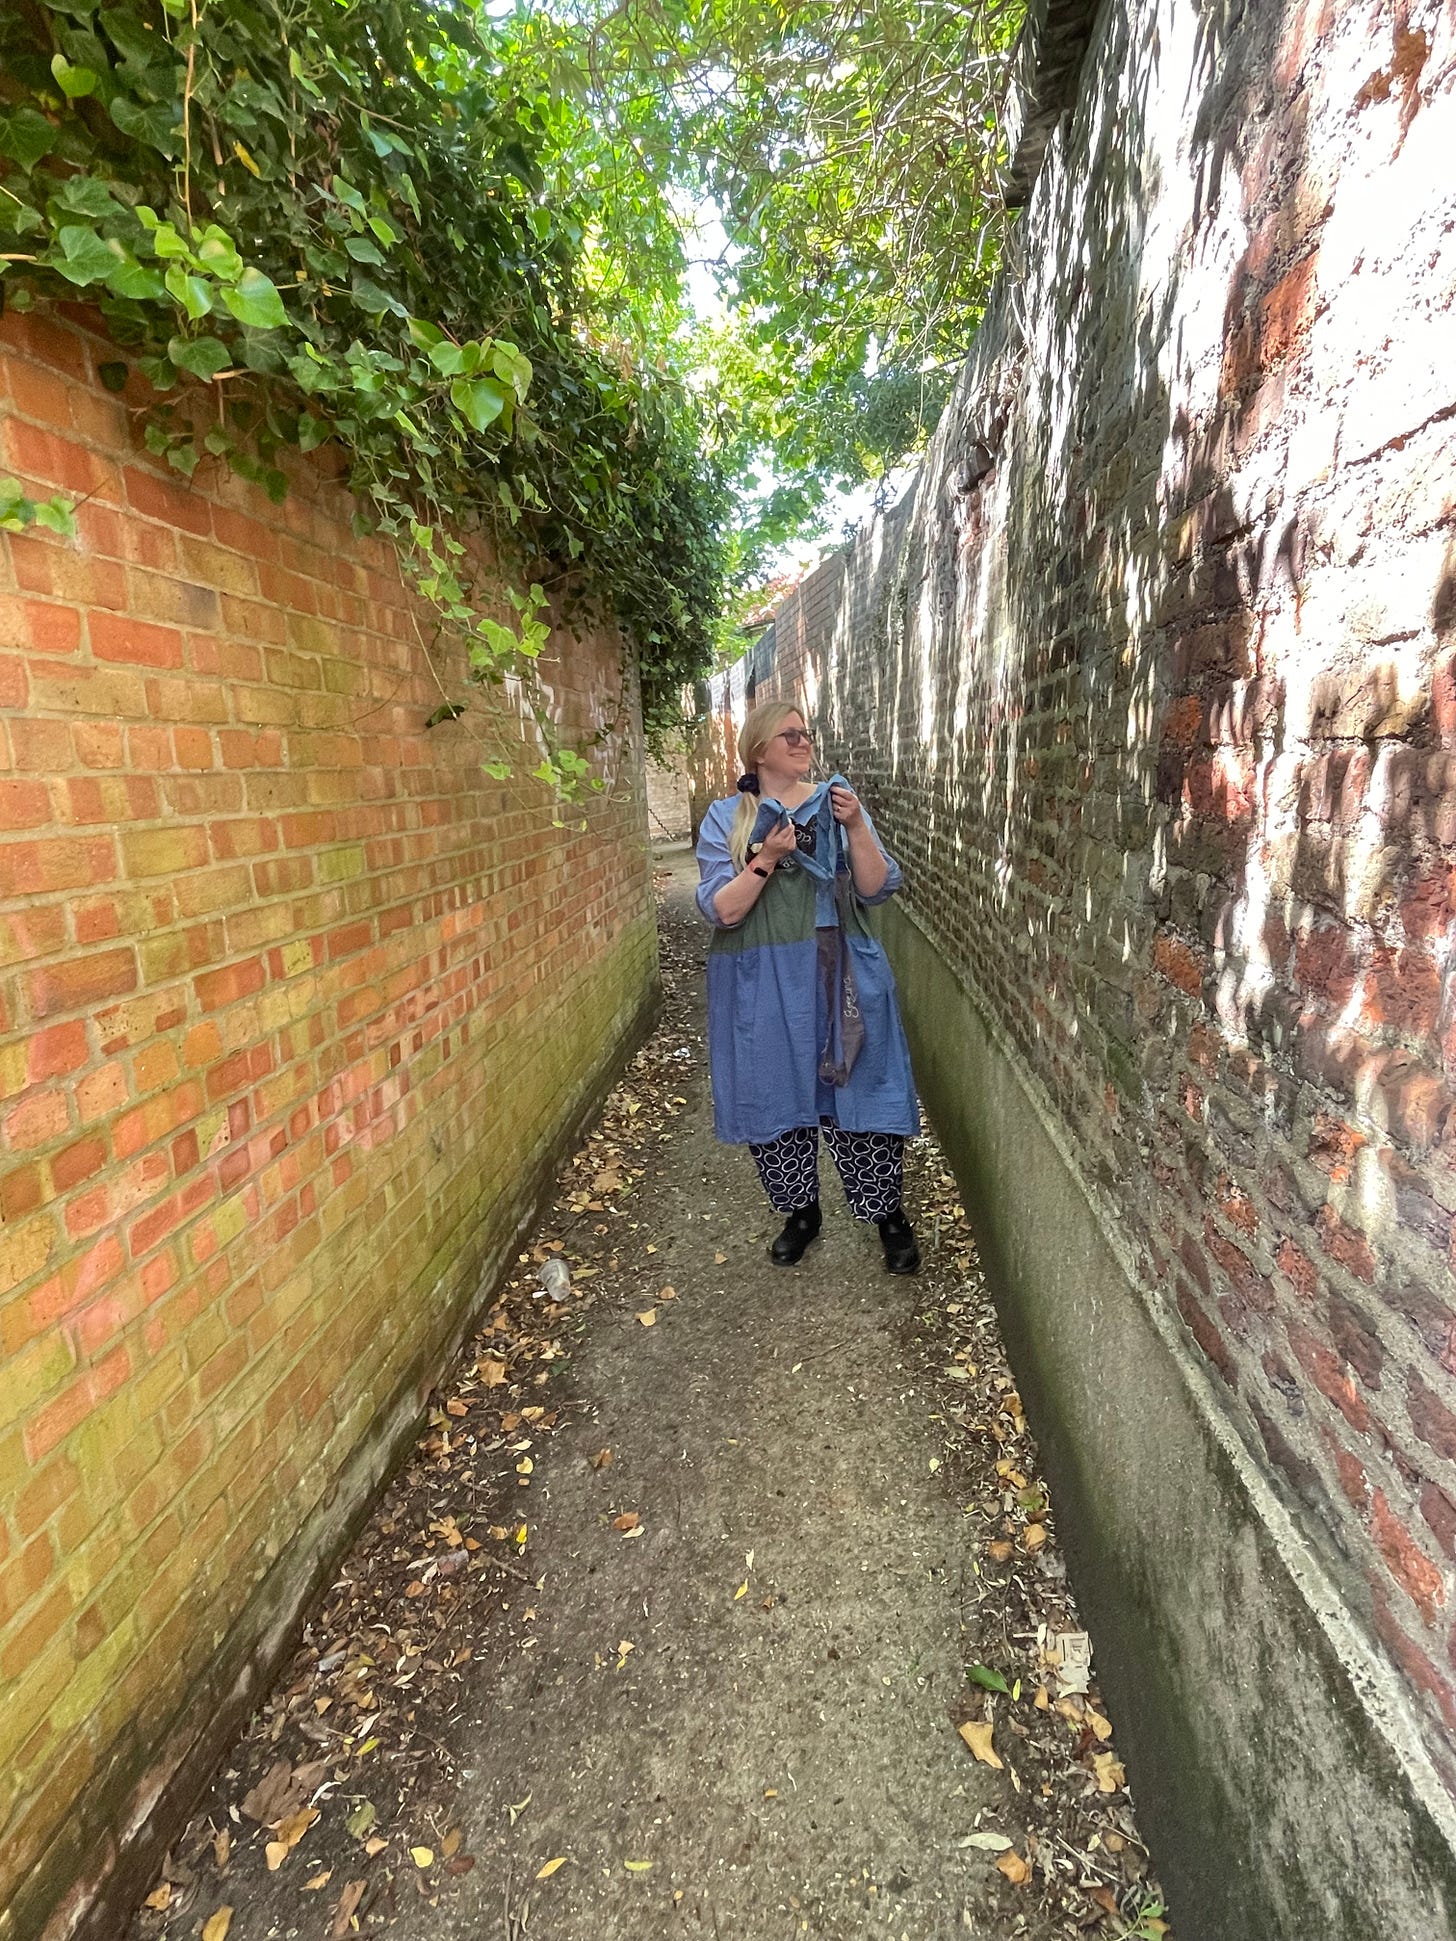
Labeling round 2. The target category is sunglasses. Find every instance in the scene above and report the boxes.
[774,728,814,747]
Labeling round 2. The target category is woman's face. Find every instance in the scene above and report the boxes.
[758,713,813,783]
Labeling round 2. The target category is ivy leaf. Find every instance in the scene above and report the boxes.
[221,266,287,328]
[109,94,181,156]
[349,274,406,319]
[98,360,128,393]
[50,225,120,287]
[164,263,212,318]
[0,477,32,528]
[196,230,244,283]
[168,335,231,380]
[149,222,191,260]
[33,496,77,538]
[0,107,56,171]
[51,53,98,98]
[51,176,118,220]
[106,255,165,301]
[451,375,507,433]
[100,8,168,67]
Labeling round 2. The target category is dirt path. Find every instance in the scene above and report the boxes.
[131,851,1165,1941]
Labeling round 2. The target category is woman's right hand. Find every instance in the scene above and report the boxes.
[756,815,798,869]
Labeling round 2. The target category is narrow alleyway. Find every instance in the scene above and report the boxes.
[129,852,1163,1941]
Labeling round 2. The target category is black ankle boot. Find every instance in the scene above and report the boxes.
[876,1208,920,1275]
[770,1201,822,1266]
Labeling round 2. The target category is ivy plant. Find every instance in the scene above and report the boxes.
[0,0,728,782]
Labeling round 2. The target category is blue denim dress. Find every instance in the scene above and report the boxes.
[694,781,921,1146]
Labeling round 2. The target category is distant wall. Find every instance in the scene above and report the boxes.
[691,0,1456,1932]
[646,750,691,841]
[0,307,657,1940]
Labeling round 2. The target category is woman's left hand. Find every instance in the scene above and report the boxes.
[829,784,864,829]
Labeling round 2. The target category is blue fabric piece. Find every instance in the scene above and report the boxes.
[746,774,851,882]
[694,789,920,1147]
[694,790,902,929]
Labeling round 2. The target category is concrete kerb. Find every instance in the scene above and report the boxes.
[882,897,1456,1941]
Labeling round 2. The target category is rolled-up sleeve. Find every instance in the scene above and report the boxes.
[695,800,741,927]
[850,804,903,906]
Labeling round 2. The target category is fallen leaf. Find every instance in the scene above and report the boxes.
[590,1448,613,1470]
[1087,1708,1114,1742]
[241,1759,294,1824]
[305,1870,333,1891]
[144,1885,171,1911]
[411,1845,434,1868]
[1023,1523,1047,1551]
[265,1807,319,1871]
[1033,1687,1051,1711]
[330,1880,366,1939]
[345,1800,376,1839]
[714,1252,727,1264]
[958,1721,1003,1769]
[658,1285,677,1300]
[1090,1886,1120,1918]
[966,1665,1010,1695]
[478,1358,509,1386]
[445,1398,469,1416]
[987,1540,1013,1563]
[442,1828,462,1859]
[995,1851,1032,1885]
[212,1827,231,1870]
[613,1512,640,1532]
[363,1836,388,1857]
[636,1309,657,1327]
[1093,1752,1126,1793]
[536,1857,567,1880]
[734,1581,748,1600]
[624,1858,653,1872]
[201,1911,233,1941]
[963,1831,1012,1852]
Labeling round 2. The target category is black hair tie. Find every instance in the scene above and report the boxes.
[736,772,760,794]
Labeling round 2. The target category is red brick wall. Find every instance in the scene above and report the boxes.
[723,0,1456,1797]
[0,307,656,1936]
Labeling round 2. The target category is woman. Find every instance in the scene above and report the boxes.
[694,700,921,1273]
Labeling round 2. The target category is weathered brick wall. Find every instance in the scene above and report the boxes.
[712,0,1456,1817]
[0,308,656,1938]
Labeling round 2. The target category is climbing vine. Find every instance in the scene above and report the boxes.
[0,0,729,780]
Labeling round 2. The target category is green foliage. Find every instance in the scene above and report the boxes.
[0,471,75,534]
[0,0,728,775]
[513,0,1024,577]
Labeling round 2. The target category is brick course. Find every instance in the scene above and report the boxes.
[0,307,656,1937]
[694,0,1456,1800]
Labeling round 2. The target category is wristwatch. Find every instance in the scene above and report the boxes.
[750,862,770,879]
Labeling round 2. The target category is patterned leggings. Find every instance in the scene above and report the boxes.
[748,1122,905,1222]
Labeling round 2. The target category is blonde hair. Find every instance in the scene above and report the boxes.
[728,699,809,869]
